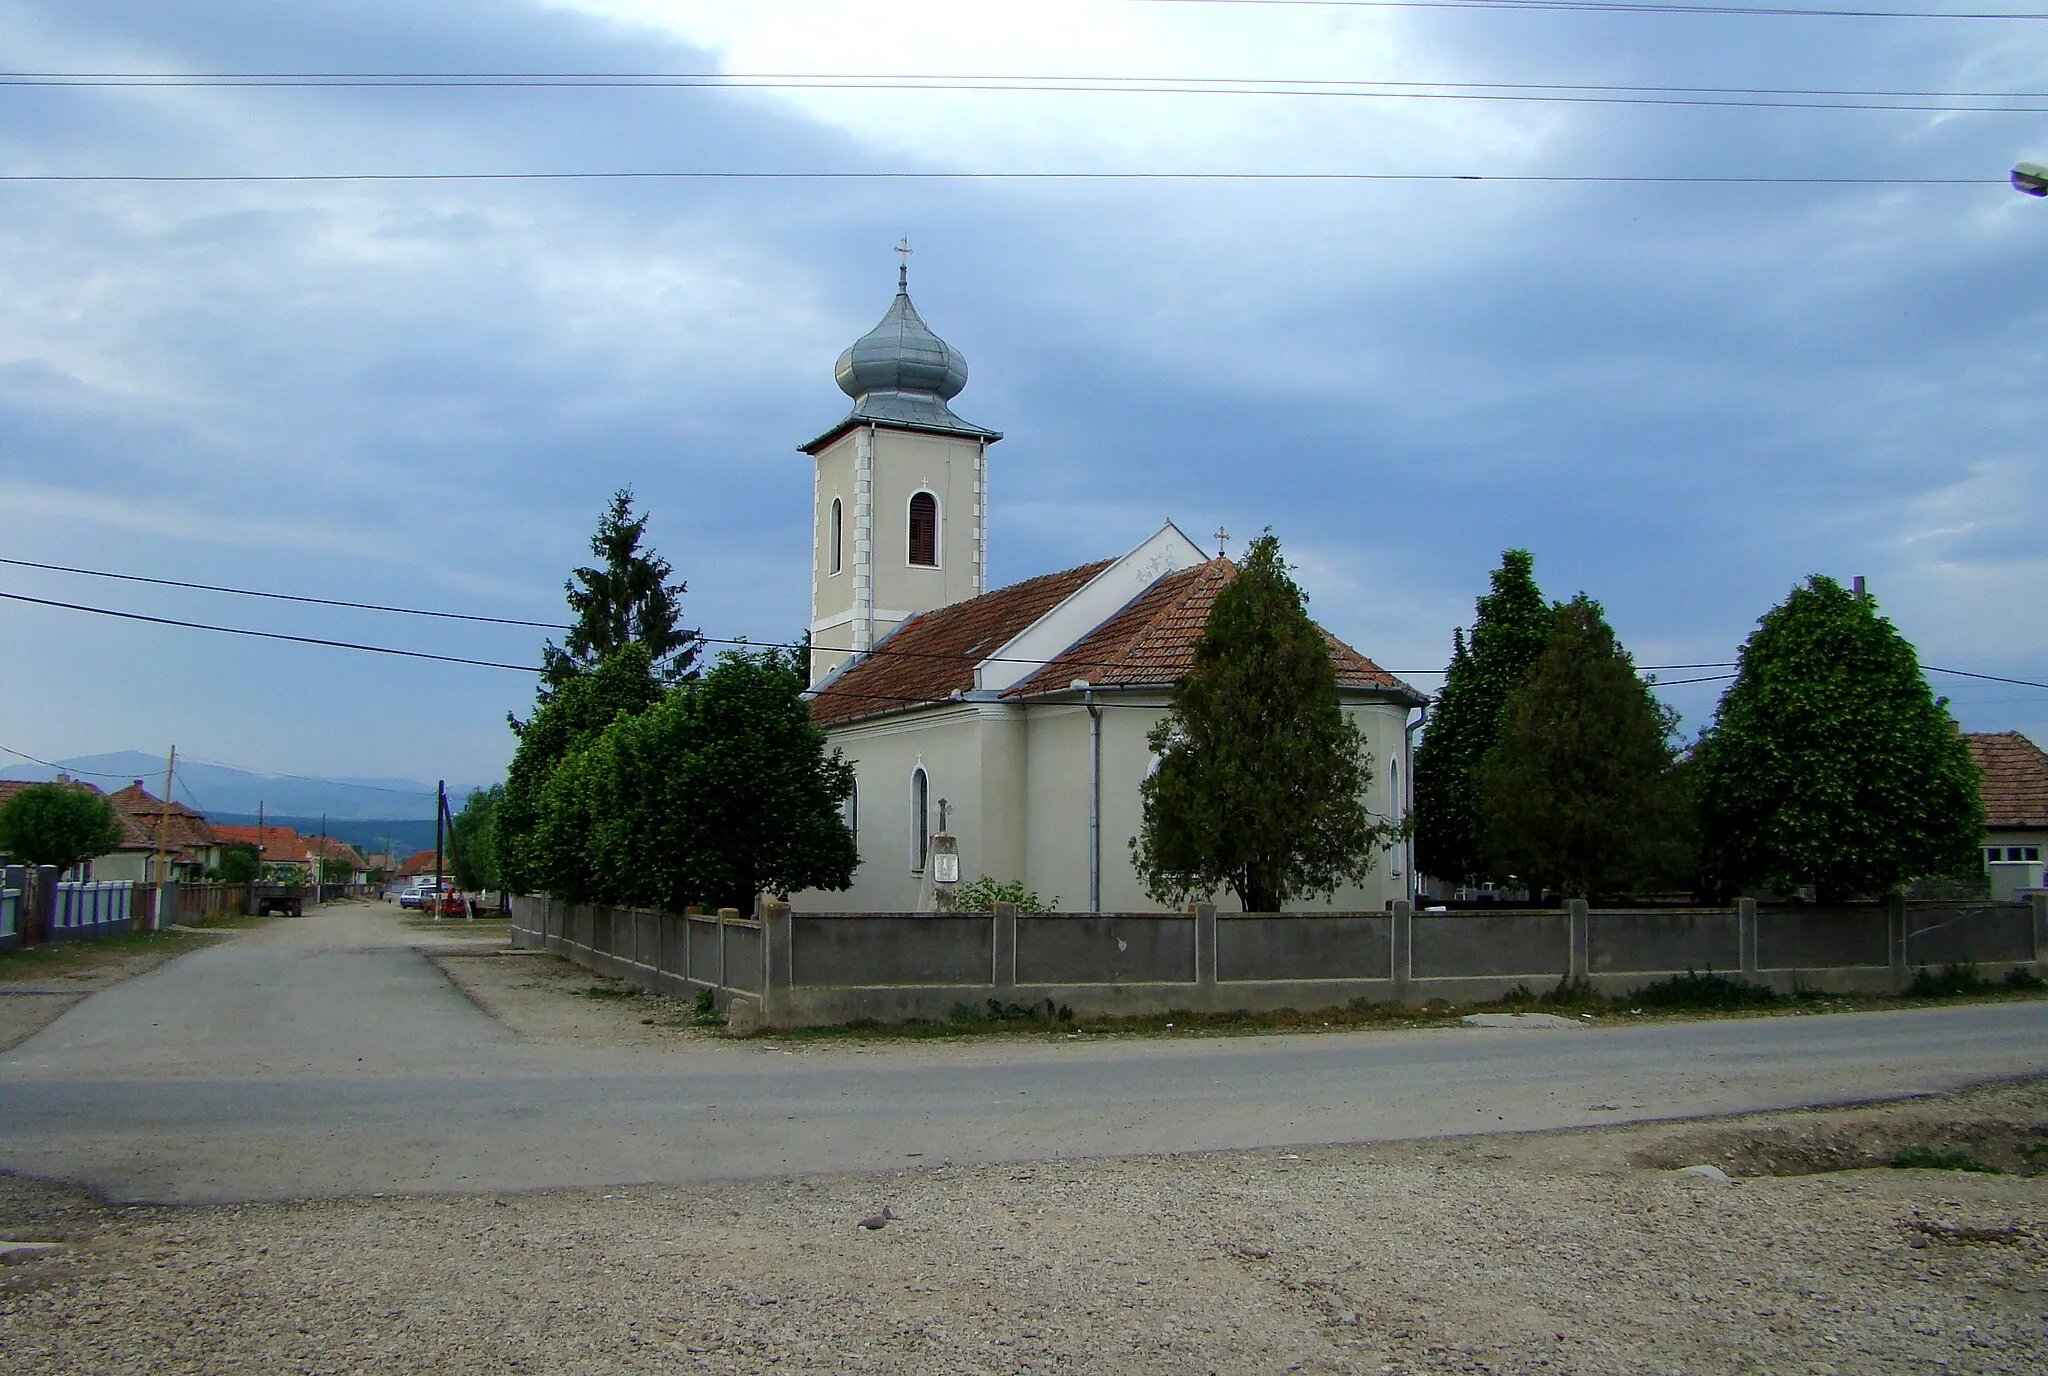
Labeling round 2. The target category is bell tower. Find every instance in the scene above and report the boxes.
[801,254,1002,687]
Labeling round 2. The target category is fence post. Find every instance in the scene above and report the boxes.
[1568,899,1591,983]
[1886,891,1909,988]
[992,901,1017,993]
[1738,897,1759,979]
[758,896,791,1027]
[2030,892,2047,966]
[1194,902,1218,1007]
[26,866,56,946]
[717,908,735,989]
[1391,899,1413,1004]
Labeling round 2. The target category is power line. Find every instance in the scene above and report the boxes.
[0,590,540,672]
[1117,0,2048,18]
[5,72,2046,111]
[0,556,568,629]
[0,556,1732,677]
[0,170,1996,186]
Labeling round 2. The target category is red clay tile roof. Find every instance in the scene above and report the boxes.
[1967,732,2048,829]
[809,560,1116,726]
[1006,558,1425,702]
[108,782,219,857]
[0,777,159,851]
[398,849,442,877]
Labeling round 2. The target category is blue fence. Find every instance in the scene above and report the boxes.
[0,885,18,951]
[50,881,135,942]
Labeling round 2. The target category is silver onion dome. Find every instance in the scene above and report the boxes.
[836,267,970,402]
[802,261,1002,453]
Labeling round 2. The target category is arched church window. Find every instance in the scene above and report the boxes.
[910,767,930,871]
[843,776,858,846]
[908,491,938,567]
[829,498,843,576]
[1388,757,1401,824]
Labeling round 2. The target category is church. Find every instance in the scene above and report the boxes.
[792,262,1426,914]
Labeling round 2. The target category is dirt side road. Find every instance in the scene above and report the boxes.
[3,1079,2044,1375]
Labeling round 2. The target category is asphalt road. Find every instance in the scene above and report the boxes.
[4,905,2046,1204]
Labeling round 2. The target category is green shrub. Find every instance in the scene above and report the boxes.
[1906,964,1988,998]
[691,987,723,1027]
[1629,970,1780,1010]
[1538,977,1604,1010]
[953,877,1057,913]
[2002,968,2046,991]
[1892,1144,2000,1174]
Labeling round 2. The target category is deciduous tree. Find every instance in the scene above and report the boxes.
[449,786,502,893]
[1132,533,1390,913]
[496,645,664,895]
[1412,550,1550,885]
[1691,576,1982,901]
[578,646,858,913]
[0,783,126,874]
[1476,596,1693,899]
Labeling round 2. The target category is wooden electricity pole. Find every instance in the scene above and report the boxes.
[149,746,176,932]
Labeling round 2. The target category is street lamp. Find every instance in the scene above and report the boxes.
[2013,162,2048,197]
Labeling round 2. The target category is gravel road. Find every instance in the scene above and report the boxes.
[6,906,2047,1206]
[3,1079,2044,1375]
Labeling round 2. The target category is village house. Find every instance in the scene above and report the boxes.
[0,777,218,882]
[793,266,1424,914]
[1967,732,2047,886]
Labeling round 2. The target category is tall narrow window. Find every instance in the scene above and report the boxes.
[908,491,938,567]
[911,767,929,871]
[842,777,858,847]
[829,498,843,575]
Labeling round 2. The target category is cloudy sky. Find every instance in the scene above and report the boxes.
[1,0,2044,792]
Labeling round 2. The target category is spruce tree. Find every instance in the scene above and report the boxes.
[543,488,699,689]
[1132,533,1390,912]
[1411,549,1550,885]
[1692,577,1982,901]
[1476,596,1693,900]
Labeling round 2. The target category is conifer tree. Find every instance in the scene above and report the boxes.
[1411,550,1550,884]
[1132,533,1390,912]
[1476,596,1693,899]
[1691,577,1982,901]
[543,489,698,689]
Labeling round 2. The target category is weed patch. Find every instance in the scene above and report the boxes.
[1629,971,1781,1011]
[1892,1144,2001,1174]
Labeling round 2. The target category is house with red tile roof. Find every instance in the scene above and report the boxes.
[792,270,1424,914]
[106,782,221,882]
[0,776,167,881]
[1966,732,2048,869]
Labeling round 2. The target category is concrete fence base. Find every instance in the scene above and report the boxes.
[509,893,2048,1031]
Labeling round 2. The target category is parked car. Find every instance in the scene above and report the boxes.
[397,881,441,910]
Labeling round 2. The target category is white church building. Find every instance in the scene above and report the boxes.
[793,265,1426,914]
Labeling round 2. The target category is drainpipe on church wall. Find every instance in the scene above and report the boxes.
[1404,704,1427,905]
[1075,680,1102,912]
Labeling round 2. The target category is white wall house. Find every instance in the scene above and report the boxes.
[792,267,1425,915]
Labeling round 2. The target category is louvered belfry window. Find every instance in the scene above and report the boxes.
[908,492,938,567]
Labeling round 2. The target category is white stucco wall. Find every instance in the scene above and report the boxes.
[798,689,1416,914]
[809,424,986,687]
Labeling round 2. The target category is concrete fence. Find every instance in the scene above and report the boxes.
[0,883,19,951]
[511,893,2048,1030]
[50,880,136,942]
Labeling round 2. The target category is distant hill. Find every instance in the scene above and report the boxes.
[0,750,486,823]
[205,815,443,859]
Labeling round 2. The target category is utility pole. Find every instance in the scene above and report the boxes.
[150,746,176,932]
[434,780,446,922]
[318,812,327,906]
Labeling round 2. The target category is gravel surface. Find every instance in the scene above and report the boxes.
[3,1080,2044,1375]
